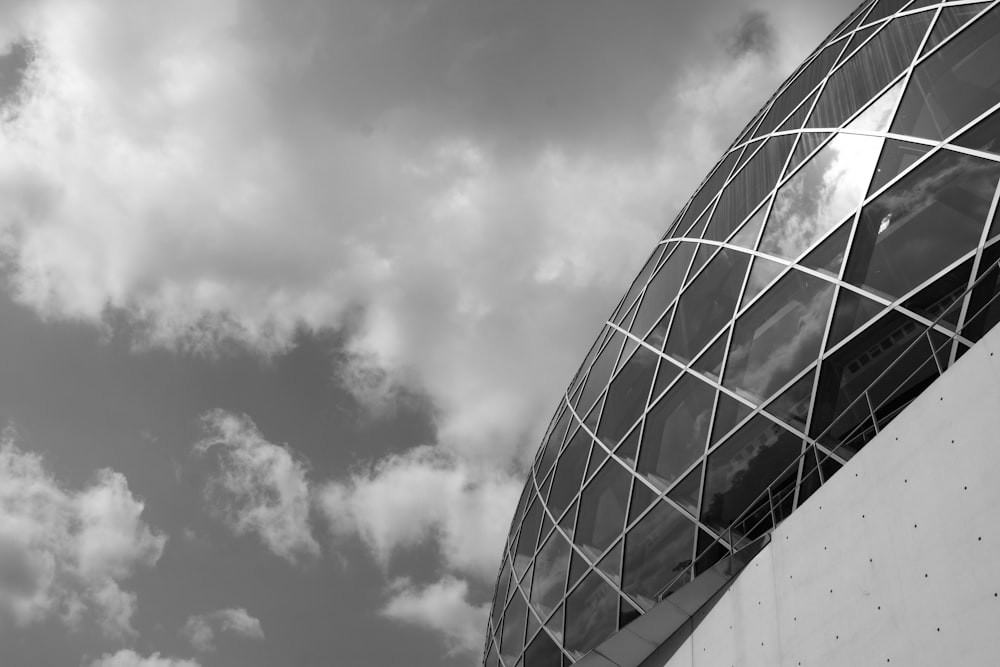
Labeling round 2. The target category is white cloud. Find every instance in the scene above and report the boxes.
[382,577,488,657]
[194,410,318,563]
[0,429,166,638]
[182,607,264,652]
[318,445,520,581]
[88,650,200,667]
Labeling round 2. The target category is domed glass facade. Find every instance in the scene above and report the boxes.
[484,2,1000,665]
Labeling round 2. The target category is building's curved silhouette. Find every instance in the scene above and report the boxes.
[485,2,1000,665]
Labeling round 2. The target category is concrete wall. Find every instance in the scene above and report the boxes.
[662,326,1000,667]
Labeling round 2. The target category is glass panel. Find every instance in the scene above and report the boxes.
[576,333,621,415]
[675,151,743,238]
[508,482,531,547]
[760,132,884,261]
[492,558,513,630]
[827,289,886,348]
[694,529,729,576]
[711,392,753,446]
[524,628,561,667]
[621,502,695,609]
[838,24,879,66]
[667,463,703,516]
[514,498,543,576]
[728,204,767,250]
[531,532,571,618]
[701,416,804,535]
[500,589,528,664]
[569,551,588,588]
[755,42,847,137]
[788,132,830,172]
[486,643,500,667]
[706,135,797,243]
[636,373,715,491]
[564,570,619,659]
[764,368,817,432]
[613,336,640,375]
[866,331,944,430]
[725,269,836,404]
[921,2,989,55]
[846,78,905,132]
[810,310,934,454]
[584,439,608,482]
[962,243,1000,343]
[546,605,564,644]
[741,257,786,307]
[613,246,667,325]
[583,392,605,432]
[525,611,540,647]
[651,356,683,403]
[597,345,659,448]
[630,243,696,338]
[776,88,821,134]
[795,445,823,508]
[953,106,1000,156]
[616,427,640,468]
[619,598,642,628]
[800,219,853,277]
[691,328,729,381]
[864,0,911,24]
[687,243,719,282]
[521,563,535,597]
[559,501,578,540]
[596,541,623,585]
[536,407,570,480]
[868,139,932,195]
[547,429,591,519]
[844,150,1000,301]
[576,462,631,557]
[665,249,751,364]
[628,479,656,526]
[901,258,973,327]
[892,7,1000,141]
[643,306,673,354]
[808,14,931,129]
[567,327,609,401]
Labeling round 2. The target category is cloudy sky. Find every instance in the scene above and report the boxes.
[0,0,859,665]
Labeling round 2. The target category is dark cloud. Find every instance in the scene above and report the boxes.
[727,10,777,59]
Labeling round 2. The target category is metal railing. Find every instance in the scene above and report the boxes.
[655,256,1000,602]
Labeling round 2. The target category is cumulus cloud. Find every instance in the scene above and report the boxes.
[0,428,166,638]
[88,650,200,667]
[382,577,488,657]
[182,607,264,652]
[318,446,520,581]
[194,410,318,563]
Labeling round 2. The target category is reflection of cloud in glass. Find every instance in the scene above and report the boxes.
[760,132,884,260]
[530,533,570,617]
[846,79,904,133]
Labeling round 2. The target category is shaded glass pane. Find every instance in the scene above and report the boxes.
[844,77,905,132]
[583,392,604,432]
[621,501,695,609]
[868,139,932,195]
[514,498,543,575]
[616,427,640,468]
[567,327,609,401]
[596,541,623,585]
[525,611,540,647]
[777,88,821,134]
[651,356,683,403]
[741,257,786,308]
[675,151,743,239]
[827,289,886,348]
[694,529,730,576]
[844,150,1000,301]
[584,439,608,482]
[901,258,973,327]
[531,532,571,618]
[687,243,719,282]
[811,310,937,455]
[613,336,640,375]
[796,445,823,508]
[800,220,852,277]
[545,605,564,644]
[760,132,884,261]
[962,244,1000,343]
[636,373,715,491]
[711,392,753,446]
[547,429,591,519]
[922,2,989,55]
[486,644,500,667]
[665,249,751,363]
[559,501,578,541]
[755,42,847,137]
[564,570,618,659]
[953,106,1000,156]
[643,306,674,352]
[691,328,728,381]
[809,14,931,129]
[765,368,816,432]
[701,416,803,535]
[864,0,911,24]
[667,463,703,516]
[492,558,513,631]
[620,598,642,628]
[613,246,666,325]
[576,333,621,415]
[524,629,561,667]
[788,132,830,173]
[838,24,879,66]
[508,482,531,547]
[597,346,658,447]
[725,269,836,404]
[707,135,797,244]
[728,204,767,250]
[500,589,528,663]
[536,407,570,480]
[628,480,656,526]
[891,7,1000,141]
[576,462,631,558]
[630,243,696,338]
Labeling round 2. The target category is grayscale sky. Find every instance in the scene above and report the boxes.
[0,1,858,665]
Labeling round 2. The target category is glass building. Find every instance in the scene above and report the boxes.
[484,1,1000,665]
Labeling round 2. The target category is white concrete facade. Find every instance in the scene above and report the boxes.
[662,325,1000,667]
